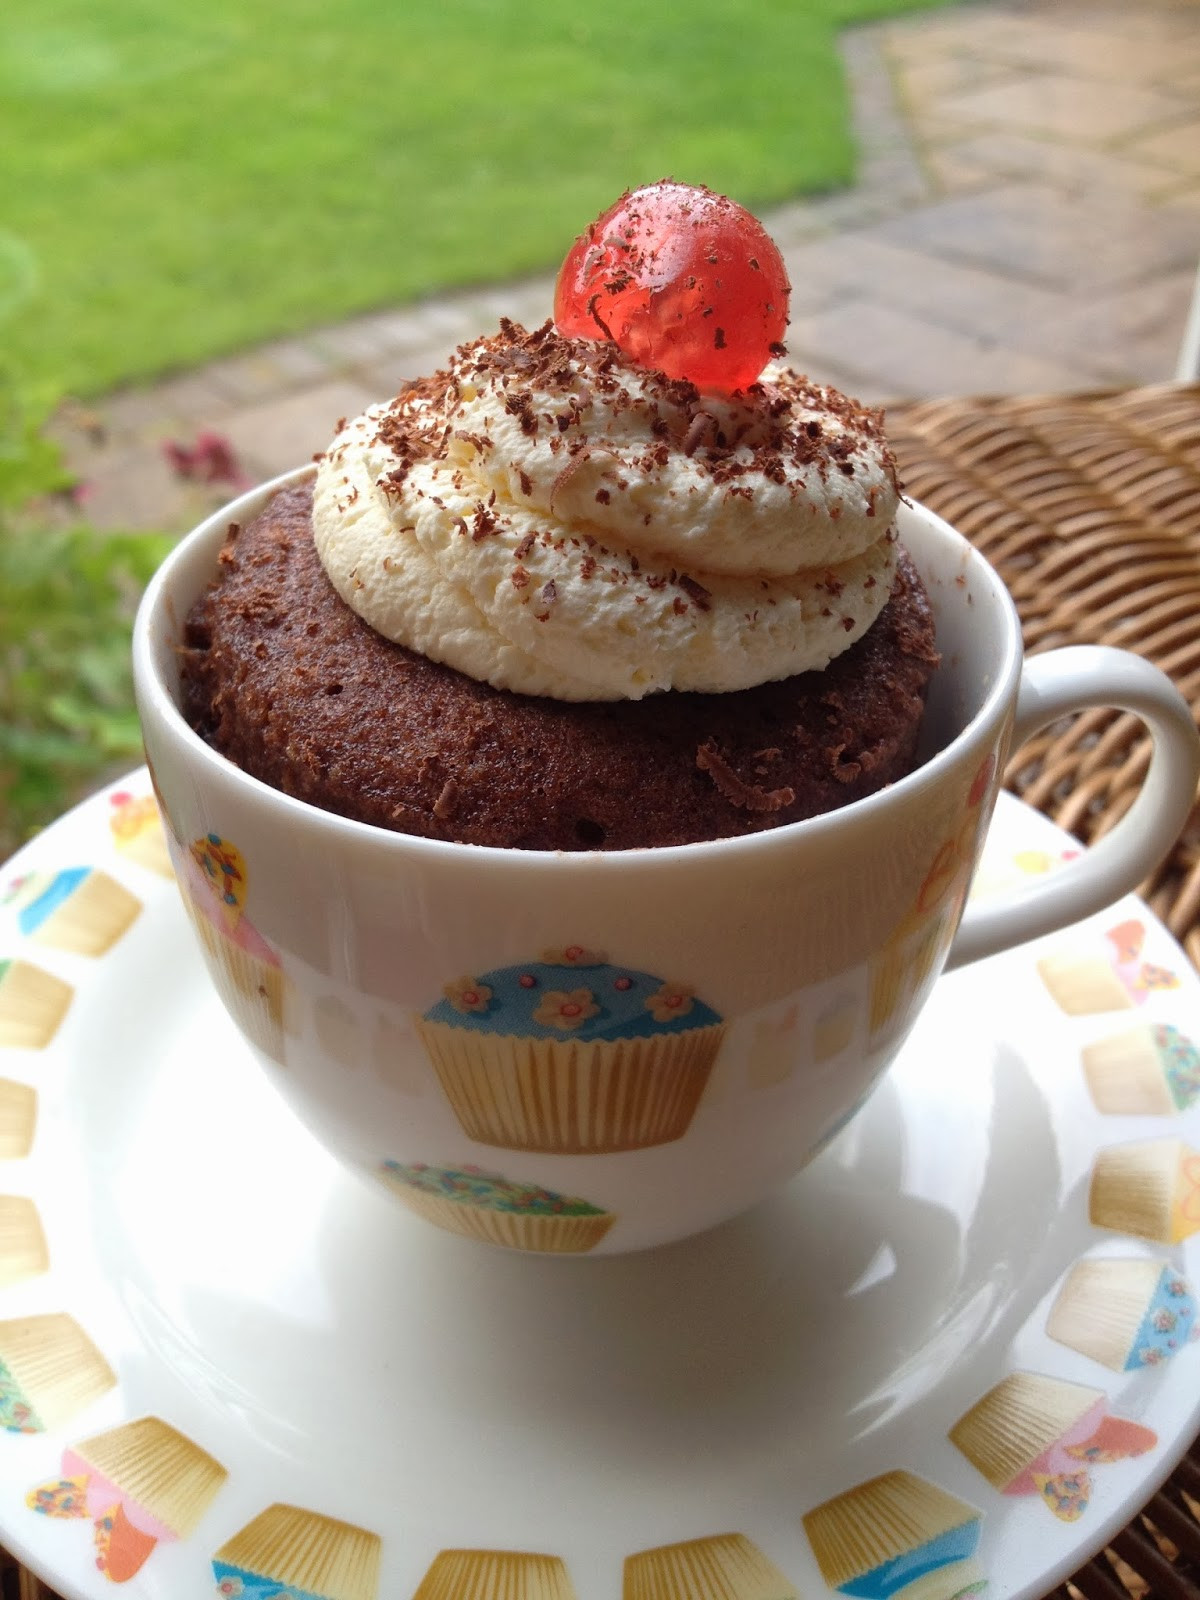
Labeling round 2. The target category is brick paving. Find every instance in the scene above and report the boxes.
[53,0,1200,531]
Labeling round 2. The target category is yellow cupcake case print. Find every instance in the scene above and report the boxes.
[0,1312,116,1434]
[949,1372,1156,1522]
[1082,1024,1200,1115]
[1038,919,1181,1016]
[381,1162,615,1253]
[413,1549,576,1600]
[415,947,725,1153]
[3,867,140,957]
[0,1078,37,1159]
[0,1196,49,1286]
[108,789,174,878]
[213,1503,381,1600]
[1089,1138,1200,1243]
[624,1533,799,1599]
[1047,1257,1198,1371]
[179,834,289,1061]
[28,1414,227,1583]
[803,1470,987,1600]
[0,959,72,1050]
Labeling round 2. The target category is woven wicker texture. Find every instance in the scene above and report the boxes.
[4,383,1200,1600]
[889,382,1200,975]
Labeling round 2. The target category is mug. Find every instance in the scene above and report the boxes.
[133,468,1200,1254]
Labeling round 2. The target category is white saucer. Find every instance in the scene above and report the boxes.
[1,773,1198,1600]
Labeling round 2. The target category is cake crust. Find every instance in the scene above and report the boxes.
[179,482,938,850]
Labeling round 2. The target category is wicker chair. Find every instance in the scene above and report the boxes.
[887,380,1200,1600]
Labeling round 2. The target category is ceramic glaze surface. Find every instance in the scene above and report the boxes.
[0,777,1198,1598]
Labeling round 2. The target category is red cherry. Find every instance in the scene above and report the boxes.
[554,180,790,393]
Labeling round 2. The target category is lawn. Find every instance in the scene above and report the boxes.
[0,0,953,397]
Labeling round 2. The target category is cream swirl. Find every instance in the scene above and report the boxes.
[312,321,900,701]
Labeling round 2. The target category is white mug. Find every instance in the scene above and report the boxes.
[133,469,1200,1254]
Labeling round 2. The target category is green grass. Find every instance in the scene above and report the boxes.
[0,0,951,396]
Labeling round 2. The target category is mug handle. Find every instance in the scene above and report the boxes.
[946,645,1200,969]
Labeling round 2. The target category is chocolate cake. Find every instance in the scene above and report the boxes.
[179,481,939,851]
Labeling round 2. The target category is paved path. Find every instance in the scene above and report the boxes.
[55,0,1200,531]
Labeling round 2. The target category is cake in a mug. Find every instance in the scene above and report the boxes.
[180,182,938,850]
[415,948,724,1152]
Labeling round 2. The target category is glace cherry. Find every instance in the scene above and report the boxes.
[554,180,790,392]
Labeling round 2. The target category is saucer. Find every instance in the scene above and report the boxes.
[1,772,1198,1600]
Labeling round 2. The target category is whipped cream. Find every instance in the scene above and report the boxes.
[312,321,900,701]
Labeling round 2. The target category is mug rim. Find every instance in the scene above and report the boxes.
[133,466,1025,871]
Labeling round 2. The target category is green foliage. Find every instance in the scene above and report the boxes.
[0,377,169,858]
[0,0,956,396]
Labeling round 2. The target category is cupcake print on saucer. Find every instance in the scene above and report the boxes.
[0,1313,116,1435]
[414,1550,572,1600]
[178,835,288,1062]
[213,1503,381,1600]
[29,1415,227,1583]
[108,790,174,878]
[1089,1138,1200,1243]
[803,1471,986,1600]
[949,1372,1156,1522]
[625,1534,798,1599]
[1048,1257,1197,1371]
[1038,919,1181,1015]
[415,947,725,1153]
[1083,1024,1200,1115]
[0,959,72,1050]
[3,868,140,957]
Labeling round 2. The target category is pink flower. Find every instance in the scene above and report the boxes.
[541,945,606,966]
[645,982,695,1022]
[533,989,599,1030]
[163,432,249,488]
[443,976,492,1015]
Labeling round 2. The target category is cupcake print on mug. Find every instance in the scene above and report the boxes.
[178,834,289,1062]
[868,752,998,1038]
[381,1162,615,1253]
[415,947,725,1153]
